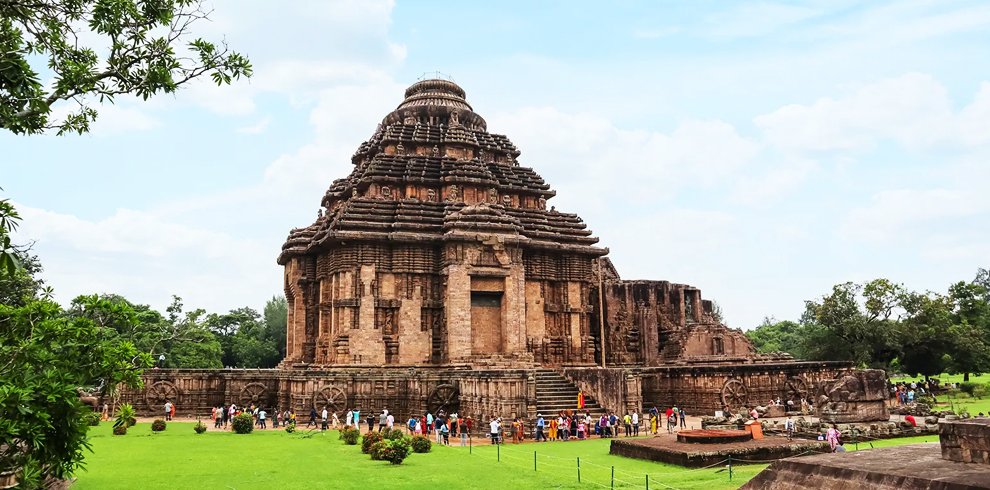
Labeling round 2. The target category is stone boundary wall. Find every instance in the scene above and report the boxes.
[120,367,530,425]
[638,361,851,415]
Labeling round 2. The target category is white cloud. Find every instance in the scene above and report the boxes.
[755,73,990,153]
[841,188,990,243]
[236,117,271,134]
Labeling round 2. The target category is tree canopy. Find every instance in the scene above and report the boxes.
[747,270,990,379]
[1,0,251,134]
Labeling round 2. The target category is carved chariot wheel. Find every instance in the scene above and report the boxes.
[720,378,748,409]
[427,384,459,416]
[312,386,348,414]
[145,380,179,407]
[785,376,809,403]
[239,383,268,407]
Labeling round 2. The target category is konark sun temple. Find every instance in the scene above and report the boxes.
[125,79,854,422]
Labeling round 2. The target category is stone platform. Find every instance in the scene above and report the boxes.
[609,434,827,468]
[741,443,990,489]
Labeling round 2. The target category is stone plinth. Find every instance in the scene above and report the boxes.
[940,418,990,464]
[609,433,827,468]
[741,444,990,490]
[676,429,751,444]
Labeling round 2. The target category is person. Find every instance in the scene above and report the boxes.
[164,400,173,421]
[258,408,267,429]
[170,400,176,420]
[650,412,658,434]
[308,407,318,428]
[386,411,394,430]
[667,412,676,434]
[346,409,354,428]
[679,408,686,429]
[435,415,444,443]
[366,413,375,433]
[215,406,223,429]
[632,411,639,436]
[623,413,631,437]
[273,407,280,428]
[227,404,235,427]
[332,411,340,429]
[321,407,328,431]
[490,416,500,445]
[408,415,418,434]
[826,424,841,452]
[459,415,469,446]
[158,353,165,368]
[379,410,388,432]
[535,414,547,442]
[834,441,847,453]
[101,402,109,421]
[440,420,450,445]
[577,418,586,439]
[549,415,558,440]
[904,414,917,427]
[784,416,795,441]
[352,408,360,431]
[750,407,760,420]
[577,390,585,410]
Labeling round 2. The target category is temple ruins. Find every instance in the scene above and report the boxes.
[124,79,852,421]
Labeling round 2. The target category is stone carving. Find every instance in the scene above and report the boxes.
[446,185,460,202]
[501,194,512,206]
[145,380,179,407]
[239,382,267,406]
[432,145,440,157]
[312,385,348,413]
[816,369,889,423]
[720,378,748,410]
[537,197,547,210]
[450,110,460,126]
[785,376,809,404]
[426,189,437,202]
[488,188,498,204]
[381,186,392,199]
[403,112,416,125]
[395,143,405,155]
[427,384,459,415]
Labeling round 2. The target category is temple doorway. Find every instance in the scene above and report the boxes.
[471,291,503,355]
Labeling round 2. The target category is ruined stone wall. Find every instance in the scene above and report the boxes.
[639,361,851,415]
[561,367,643,415]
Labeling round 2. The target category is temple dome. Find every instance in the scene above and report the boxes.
[381,78,487,131]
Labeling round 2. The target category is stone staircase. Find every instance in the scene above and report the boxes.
[534,369,604,416]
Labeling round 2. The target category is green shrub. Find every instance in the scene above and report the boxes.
[113,403,136,430]
[973,384,990,399]
[410,435,432,453]
[151,419,167,432]
[361,431,383,453]
[959,382,979,396]
[383,428,405,441]
[112,424,127,436]
[231,413,254,434]
[85,412,100,427]
[194,421,207,434]
[340,427,359,444]
[374,438,412,464]
[284,422,296,434]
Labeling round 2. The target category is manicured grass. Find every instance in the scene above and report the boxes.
[75,423,763,489]
[889,373,990,416]
[73,424,945,489]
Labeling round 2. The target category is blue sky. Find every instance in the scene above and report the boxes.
[3,0,990,328]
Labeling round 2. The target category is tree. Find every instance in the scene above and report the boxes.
[0,196,22,278]
[945,279,990,381]
[898,290,954,378]
[0,299,151,485]
[263,295,287,359]
[801,279,904,367]
[746,318,807,357]
[207,306,280,368]
[1,0,251,135]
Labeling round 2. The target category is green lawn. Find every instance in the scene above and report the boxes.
[73,424,943,490]
[74,423,764,490]
[889,373,990,416]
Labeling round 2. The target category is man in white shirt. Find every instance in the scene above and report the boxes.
[321,407,328,431]
[490,417,500,445]
[164,401,172,421]
[631,412,639,436]
[345,409,353,427]
[259,409,267,429]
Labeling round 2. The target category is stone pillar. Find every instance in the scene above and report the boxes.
[349,264,385,365]
[444,263,472,360]
[503,262,527,354]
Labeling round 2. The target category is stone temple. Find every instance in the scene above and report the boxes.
[124,79,852,421]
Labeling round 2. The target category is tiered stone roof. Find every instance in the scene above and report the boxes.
[278,79,606,264]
